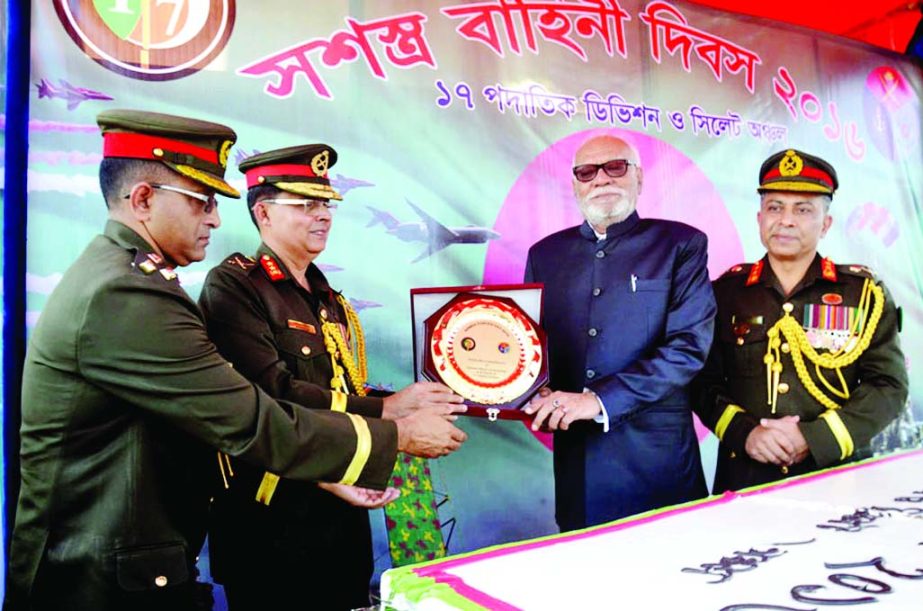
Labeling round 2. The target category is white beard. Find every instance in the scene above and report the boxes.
[578,186,635,229]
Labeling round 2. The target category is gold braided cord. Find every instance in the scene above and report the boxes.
[787,280,882,369]
[340,294,368,382]
[321,295,368,397]
[814,279,873,400]
[764,279,884,412]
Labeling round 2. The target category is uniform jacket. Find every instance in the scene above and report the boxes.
[198,245,379,607]
[524,213,715,530]
[693,254,908,493]
[6,222,397,611]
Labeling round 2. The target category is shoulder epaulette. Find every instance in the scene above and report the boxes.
[131,251,179,284]
[718,263,755,283]
[838,263,876,280]
[222,253,257,274]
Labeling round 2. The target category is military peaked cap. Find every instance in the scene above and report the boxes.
[239,144,342,201]
[757,148,838,197]
[97,109,240,198]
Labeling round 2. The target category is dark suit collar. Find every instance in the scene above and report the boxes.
[578,211,640,241]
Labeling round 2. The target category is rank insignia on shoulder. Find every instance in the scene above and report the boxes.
[133,252,177,283]
[843,264,875,279]
[225,254,256,271]
[160,268,177,282]
[259,254,285,282]
[720,263,749,279]
[287,319,317,334]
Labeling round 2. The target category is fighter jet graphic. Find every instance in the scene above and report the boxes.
[316,263,344,273]
[366,200,501,263]
[348,298,382,312]
[330,173,374,196]
[36,79,113,111]
[234,148,262,166]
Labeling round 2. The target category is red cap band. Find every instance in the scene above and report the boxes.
[103,132,219,165]
[762,166,834,189]
[244,163,322,188]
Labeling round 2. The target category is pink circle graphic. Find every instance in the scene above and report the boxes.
[482,128,745,448]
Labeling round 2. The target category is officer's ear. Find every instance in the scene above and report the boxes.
[820,213,833,238]
[123,182,157,222]
[251,200,272,227]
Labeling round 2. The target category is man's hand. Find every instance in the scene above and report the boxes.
[396,409,468,458]
[760,416,810,465]
[318,482,401,508]
[382,381,466,420]
[523,387,602,432]
[744,416,808,465]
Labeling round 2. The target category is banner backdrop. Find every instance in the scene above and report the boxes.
[18,0,923,594]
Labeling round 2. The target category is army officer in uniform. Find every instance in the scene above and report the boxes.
[198,144,465,609]
[693,149,908,493]
[5,111,467,611]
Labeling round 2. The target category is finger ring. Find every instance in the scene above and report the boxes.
[552,399,561,408]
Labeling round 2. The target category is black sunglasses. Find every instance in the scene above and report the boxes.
[572,159,637,182]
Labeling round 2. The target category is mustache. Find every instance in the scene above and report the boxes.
[585,186,629,200]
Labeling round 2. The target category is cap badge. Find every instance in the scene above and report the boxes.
[219,140,233,169]
[779,150,804,177]
[311,150,330,177]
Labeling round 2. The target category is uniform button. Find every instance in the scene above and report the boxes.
[736,337,745,346]
[778,382,790,394]
[592,287,601,296]
[301,346,311,356]
[782,302,794,313]
[588,328,598,337]
[729,451,736,459]
[781,342,790,354]
[781,465,789,475]
[586,369,596,379]
[320,309,328,319]
[154,575,168,588]
[595,250,605,259]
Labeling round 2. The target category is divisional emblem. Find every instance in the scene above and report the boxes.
[54,0,235,81]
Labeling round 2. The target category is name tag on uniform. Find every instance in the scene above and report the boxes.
[287,319,316,334]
